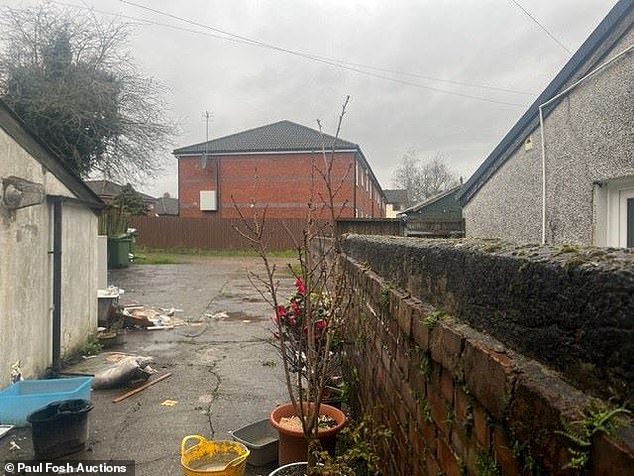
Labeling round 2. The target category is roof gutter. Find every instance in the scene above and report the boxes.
[174,149,360,157]
[538,43,633,244]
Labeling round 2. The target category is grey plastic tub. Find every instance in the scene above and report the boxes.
[230,419,279,466]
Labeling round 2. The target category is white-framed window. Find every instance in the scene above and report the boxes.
[595,177,634,248]
[614,187,634,248]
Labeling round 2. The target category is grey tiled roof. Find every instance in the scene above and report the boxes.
[174,120,359,155]
[383,189,408,204]
[86,180,155,202]
[155,196,179,216]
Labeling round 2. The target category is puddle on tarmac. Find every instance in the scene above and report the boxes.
[223,311,259,322]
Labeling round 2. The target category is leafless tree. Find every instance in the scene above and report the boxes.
[392,150,459,205]
[233,97,353,471]
[0,4,176,183]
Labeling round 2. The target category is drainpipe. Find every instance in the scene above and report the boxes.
[51,197,63,372]
[539,106,547,245]
[538,43,633,245]
[216,156,220,213]
[353,154,357,218]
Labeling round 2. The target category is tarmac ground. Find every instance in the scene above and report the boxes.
[0,255,294,476]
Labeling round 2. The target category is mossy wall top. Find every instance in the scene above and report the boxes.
[342,235,634,405]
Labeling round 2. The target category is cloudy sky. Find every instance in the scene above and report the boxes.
[2,0,619,197]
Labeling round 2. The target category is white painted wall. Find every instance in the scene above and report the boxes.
[0,126,98,388]
[385,203,399,218]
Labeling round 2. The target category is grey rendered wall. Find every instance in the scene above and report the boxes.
[465,27,634,245]
[61,204,98,358]
[0,127,97,388]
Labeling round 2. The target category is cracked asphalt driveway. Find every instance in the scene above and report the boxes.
[0,256,293,475]
[97,256,293,475]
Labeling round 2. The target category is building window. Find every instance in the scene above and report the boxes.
[595,177,634,247]
[393,204,401,211]
[200,190,217,211]
[608,186,634,248]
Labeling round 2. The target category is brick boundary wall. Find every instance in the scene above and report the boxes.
[340,235,634,475]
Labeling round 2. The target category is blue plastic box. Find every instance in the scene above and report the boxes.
[0,377,92,426]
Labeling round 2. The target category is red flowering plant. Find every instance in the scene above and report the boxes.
[233,98,352,466]
[273,277,334,376]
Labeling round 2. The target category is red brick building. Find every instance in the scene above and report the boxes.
[174,121,385,219]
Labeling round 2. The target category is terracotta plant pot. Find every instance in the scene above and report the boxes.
[269,402,346,466]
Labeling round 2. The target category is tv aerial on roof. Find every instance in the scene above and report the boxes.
[201,110,212,169]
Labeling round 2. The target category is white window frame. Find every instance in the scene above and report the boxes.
[602,177,634,247]
[618,189,634,247]
[199,190,218,211]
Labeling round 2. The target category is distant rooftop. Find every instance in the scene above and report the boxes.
[155,196,179,216]
[173,120,359,155]
[401,185,463,214]
[86,180,155,201]
[384,189,408,204]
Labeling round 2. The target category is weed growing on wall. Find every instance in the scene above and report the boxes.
[475,450,501,476]
[423,308,447,328]
[556,400,631,470]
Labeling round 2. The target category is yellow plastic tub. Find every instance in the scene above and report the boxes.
[181,435,249,476]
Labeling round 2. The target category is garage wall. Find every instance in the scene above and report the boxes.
[0,126,97,388]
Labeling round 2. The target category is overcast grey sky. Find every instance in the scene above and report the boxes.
[3,0,619,197]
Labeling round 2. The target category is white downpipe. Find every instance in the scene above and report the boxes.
[538,44,633,245]
[539,105,547,245]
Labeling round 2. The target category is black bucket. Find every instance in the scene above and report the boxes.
[27,399,93,460]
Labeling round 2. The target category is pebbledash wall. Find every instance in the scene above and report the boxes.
[340,235,633,476]
[462,23,634,246]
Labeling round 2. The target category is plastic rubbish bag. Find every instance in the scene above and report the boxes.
[92,356,156,389]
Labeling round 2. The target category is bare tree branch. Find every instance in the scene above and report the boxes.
[0,3,177,183]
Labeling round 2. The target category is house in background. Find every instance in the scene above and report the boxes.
[399,185,464,237]
[86,179,156,214]
[400,185,463,220]
[458,1,633,247]
[174,120,385,219]
[383,189,408,218]
[155,192,179,216]
[0,100,103,387]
